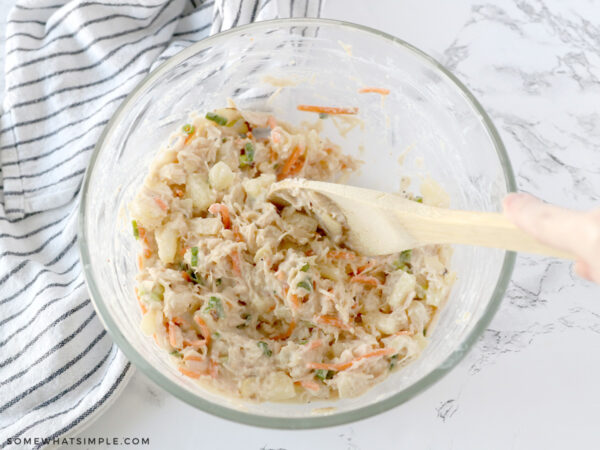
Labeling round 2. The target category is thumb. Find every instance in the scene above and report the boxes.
[502,193,590,256]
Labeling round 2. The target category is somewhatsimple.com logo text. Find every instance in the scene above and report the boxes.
[6,436,150,446]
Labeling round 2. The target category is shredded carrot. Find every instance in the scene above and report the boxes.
[138,227,147,241]
[172,316,188,326]
[209,359,218,378]
[307,348,395,372]
[208,203,231,229]
[267,116,277,129]
[183,354,205,362]
[357,260,376,274]
[350,275,380,287]
[315,315,352,330]
[297,105,358,115]
[272,320,296,341]
[328,250,356,260]
[295,380,320,392]
[289,293,300,309]
[137,254,144,270]
[230,249,241,276]
[153,333,160,345]
[276,271,286,282]
[143,248,152,259]
[307,339,322,350]
[180,246,188,257]
[194,316,211,347]
[277,145,304,180]
[183,338,206,348]
[182,271,192,283]
[168,322,182,348]
[154,197,168,211]
[358,87,390,95]
[173,188,184,198]
[394,330,412,336]
[178,367,203,379]
[184,130,196,145]
[268,146,278,162]
[137,297,147,314]
[271,130,281,144]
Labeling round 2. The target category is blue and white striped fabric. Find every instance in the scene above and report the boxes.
[0,0,322,447]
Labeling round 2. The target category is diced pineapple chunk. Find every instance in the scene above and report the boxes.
[155,224,178,264]
[187,173,216,211]
[140,309,159,336]
[243,173,276,200]
[336,372,372,398]
[209,161,234,190]
[407,300,429,333]
[364,311,407,335]
[386,271,416,310]
[262,372,295,401]
[190,217,222,235]
[240,377,261,398]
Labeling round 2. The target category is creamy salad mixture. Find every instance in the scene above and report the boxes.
[130,106,455,402]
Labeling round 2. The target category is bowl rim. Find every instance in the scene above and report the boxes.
[78,17,516,429]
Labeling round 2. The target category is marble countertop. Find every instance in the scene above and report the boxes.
[3,0,599,449]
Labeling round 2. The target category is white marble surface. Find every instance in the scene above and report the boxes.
[3,0,599,448]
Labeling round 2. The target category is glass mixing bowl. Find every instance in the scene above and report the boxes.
[79,18,515,428]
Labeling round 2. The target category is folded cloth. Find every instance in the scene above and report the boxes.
[0,0,323,447]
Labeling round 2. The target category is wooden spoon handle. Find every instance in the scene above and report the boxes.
[413,209,577,260]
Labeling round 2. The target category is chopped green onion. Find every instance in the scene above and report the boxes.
[389,354,399,370]
[216,278,222,286]
[213,331,221,338]
[191,246,199,267]
[298,339,308,345]
[182,124,195,135]
[239,142,255,168]
[192,271,204,285]
[132,220,139,239]
[222,137,228,143]
[318,113,329,119]
[245,142,255,159]
[393,249,412,271]
[170,350,182,358]
[257,341,272,357]
[206,112,228,126]
[205,296,224,319]
[297,280,312,292]
[314,369,335,381]
[300,263,310,272]
[148,284,164,302]
[414,196,423,203]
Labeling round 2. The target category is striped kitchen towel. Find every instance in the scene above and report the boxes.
[0,0,323,447]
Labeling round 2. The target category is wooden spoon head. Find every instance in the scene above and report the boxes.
[269,179,420,256]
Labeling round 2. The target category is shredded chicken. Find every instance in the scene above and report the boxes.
[130,107,455,402]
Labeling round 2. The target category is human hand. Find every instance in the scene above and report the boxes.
[503,193,600,284]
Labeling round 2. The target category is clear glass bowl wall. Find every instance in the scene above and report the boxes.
[80,19,515,428]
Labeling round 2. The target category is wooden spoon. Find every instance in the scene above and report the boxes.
[269,179,576,259]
